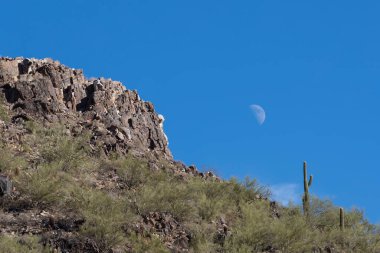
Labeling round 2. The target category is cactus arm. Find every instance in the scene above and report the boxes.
[308,175,313,187]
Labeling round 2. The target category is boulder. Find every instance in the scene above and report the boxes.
[0,175,12,196]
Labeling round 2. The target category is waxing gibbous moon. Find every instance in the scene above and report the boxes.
[250,104,266,125]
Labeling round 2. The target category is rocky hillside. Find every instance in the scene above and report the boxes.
[0,57,379,253]
[0,57,171,160]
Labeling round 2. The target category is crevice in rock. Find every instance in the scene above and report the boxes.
[2,84,22,103]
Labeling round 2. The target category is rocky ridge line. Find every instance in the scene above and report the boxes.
[0,57,171,160]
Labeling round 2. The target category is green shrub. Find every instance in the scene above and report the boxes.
[192,177,269,222]
[79,190,134,251]
[189,179,233,221]
[308,197,341,230]
[0,146,26,175]
[224,202,275,252]
[315,224,380,253]
[0,235,48,253]
[107,156,151,189]
[270,210,314,252]
[22,122,91,172]
[0,96,9,123]
[224,202,314,253]
[39,130,89,172]
[15,163,70,206]
[24,120,38,135]
[135,178,197,221]
[310,200,380,253]
[2,121,380,252]
[132,168,271,224]
[186,221,221,253]
[127,234,169,253]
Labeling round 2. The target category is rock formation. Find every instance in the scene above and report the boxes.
[0,57,227,253]
[0,57,172,159]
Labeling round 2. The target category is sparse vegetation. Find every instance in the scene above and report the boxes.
[0,96,10,123]
[0,146,26,175]
[127,234,170,253]
[17,163,66,206]
[0,121,379,252]
[78,190,131,251]
[0,235,49,253]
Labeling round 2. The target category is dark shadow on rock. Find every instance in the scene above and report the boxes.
[2,84,22,103]
[76,84,94,112]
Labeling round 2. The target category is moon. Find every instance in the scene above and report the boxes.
[250,104,266,125]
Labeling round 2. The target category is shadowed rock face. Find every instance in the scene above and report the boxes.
[0,57,172,159]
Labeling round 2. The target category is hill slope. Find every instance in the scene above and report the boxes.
[0,57,379,253]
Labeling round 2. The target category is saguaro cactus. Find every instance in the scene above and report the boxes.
[302,161,313,217]
[340,207,345,231]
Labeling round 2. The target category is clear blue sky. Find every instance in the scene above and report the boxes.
[2,0,379,222]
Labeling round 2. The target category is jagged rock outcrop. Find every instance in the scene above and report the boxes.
[0,57,232,253]
[0,57,171,159]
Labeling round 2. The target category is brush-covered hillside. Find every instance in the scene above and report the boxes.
[0,57,379,253]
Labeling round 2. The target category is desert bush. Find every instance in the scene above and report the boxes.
[195,183,227,221]
[315,225,380,253]
[224,202,275,252]
[24,120,38,135]
[3,121,380,252]
[134,178,197,221]
[186,221,221,253]
[0,235,48,253]
[187,178,234,221]
[191,177,269,223]
[0,96,10,123]
[15,163,68,206]
[113,157,200,220]
[0,146,26,175]
[306,197,378,251]
[224,202,314,253]
[106,156,151,189]
[79,190,134,251]
[40,130,90,172]
[313,210,380,252]
[308,197,341,230]
[132,167,271,223]
[270,211,314,252]
[128,234,169,253]
[223,177,270,206]
[22,122,91,172]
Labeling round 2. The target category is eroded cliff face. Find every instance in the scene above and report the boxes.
[0,57,171,159]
